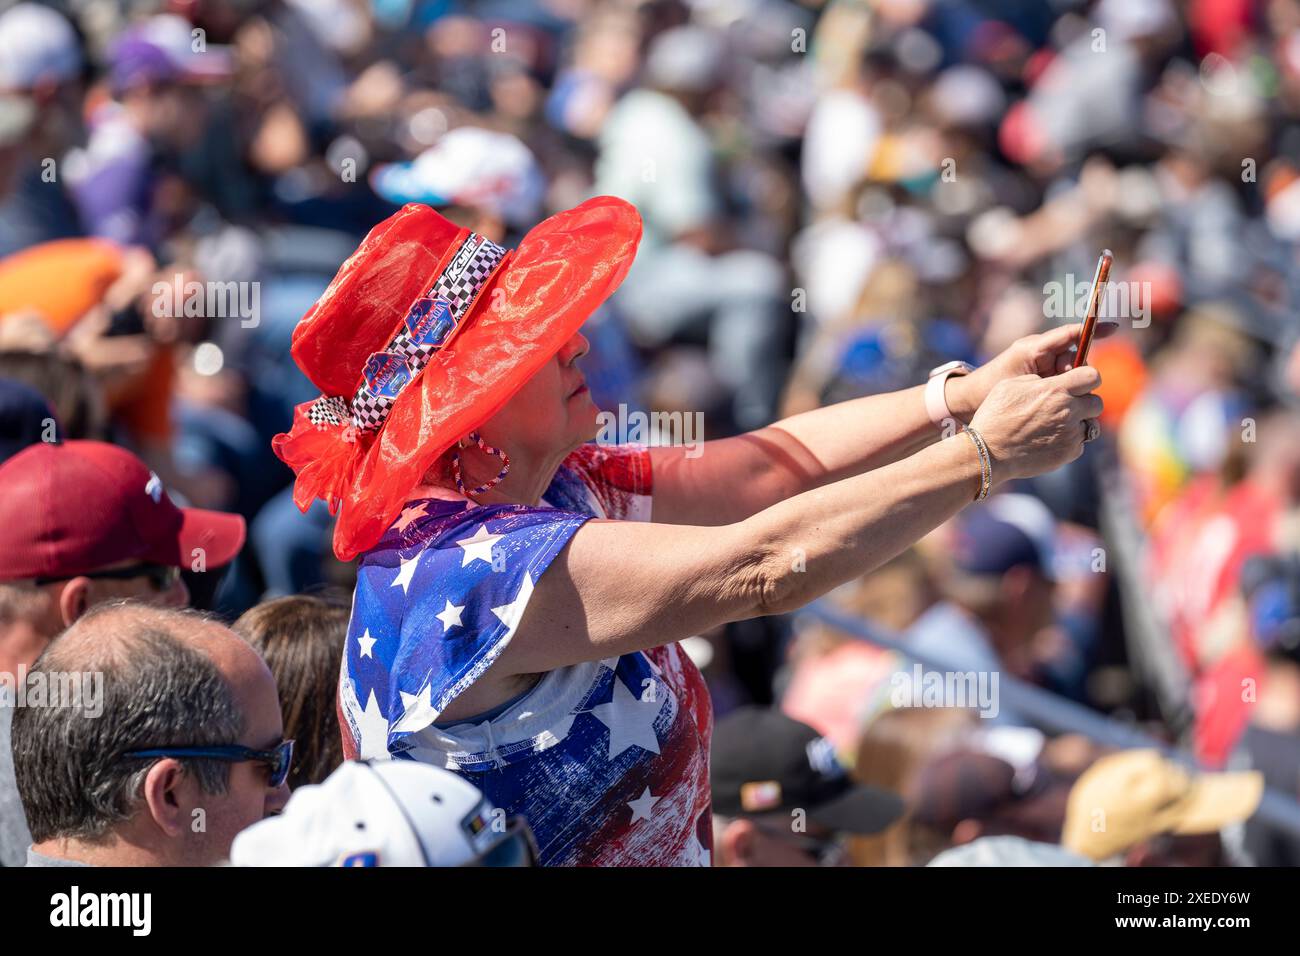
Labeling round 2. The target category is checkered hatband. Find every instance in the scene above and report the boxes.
[307,395,350,427]
[311,232,507,435]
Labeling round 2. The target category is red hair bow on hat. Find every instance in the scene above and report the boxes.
[272,196,642,561]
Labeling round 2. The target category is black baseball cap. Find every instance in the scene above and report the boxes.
[710,707,903,834]
[949,495,1055,580]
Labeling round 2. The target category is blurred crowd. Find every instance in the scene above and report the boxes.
[1,0,1300,867]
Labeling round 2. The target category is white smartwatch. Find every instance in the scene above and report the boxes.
[925,360,975,429]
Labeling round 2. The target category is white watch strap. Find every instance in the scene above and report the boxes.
[925,368,962,428]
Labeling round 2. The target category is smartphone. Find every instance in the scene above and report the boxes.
[1072,249,1113,369]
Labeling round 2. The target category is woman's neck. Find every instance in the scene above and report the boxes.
[414,441,576,507]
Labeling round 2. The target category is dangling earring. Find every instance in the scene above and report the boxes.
[451,431,510,498]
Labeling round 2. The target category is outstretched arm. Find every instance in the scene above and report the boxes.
[650,323,1099,526]
[496,366,1102,677]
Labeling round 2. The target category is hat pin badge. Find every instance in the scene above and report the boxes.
[740,780,782,812]
[362,352,414,400]
[404,296,458,350]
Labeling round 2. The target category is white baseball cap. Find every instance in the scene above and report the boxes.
[370,126,545,228]
[0,3,82,91]
[230,760,538,867]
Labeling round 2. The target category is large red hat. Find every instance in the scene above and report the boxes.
[272,196,642,561]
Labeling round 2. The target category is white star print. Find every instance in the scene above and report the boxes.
[356,689,391,760]
[627,787,660,823]
[393,501,428,532]
[456,525,503,567]
[357,628,377,659]
[393,683,438,734]
[435,599,464,631]
[591,676,662,759]
[490,572,534,640]
[390,553,420,593]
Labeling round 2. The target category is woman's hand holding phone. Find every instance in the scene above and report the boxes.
[945,250,1114,456]
[969,367,1105,484]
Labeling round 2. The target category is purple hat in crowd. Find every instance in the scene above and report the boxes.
[109,14,232,96]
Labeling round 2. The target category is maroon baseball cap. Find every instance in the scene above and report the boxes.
[0,440,246,581]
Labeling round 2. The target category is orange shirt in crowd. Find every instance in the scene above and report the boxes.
[0,238,124,334]
[0,238,174,442]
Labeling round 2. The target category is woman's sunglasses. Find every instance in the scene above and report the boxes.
[122,740,296,789]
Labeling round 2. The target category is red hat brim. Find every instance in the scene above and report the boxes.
[273,196,642,561]
[164,506,247,570]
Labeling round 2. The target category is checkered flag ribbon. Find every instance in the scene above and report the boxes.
[307,395,349,428]
[307,233,507,435]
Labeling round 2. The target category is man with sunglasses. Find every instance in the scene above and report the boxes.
[11,602,290,866]
[0,439,245,865]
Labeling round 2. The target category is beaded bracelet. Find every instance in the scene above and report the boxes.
[964,426,992,502]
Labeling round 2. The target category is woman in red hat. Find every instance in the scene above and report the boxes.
[274,196,1102,866]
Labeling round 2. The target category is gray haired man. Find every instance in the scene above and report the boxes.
[12,602,289,866]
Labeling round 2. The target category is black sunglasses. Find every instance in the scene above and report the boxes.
[122,740,296,789]
[35,562,181,591]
